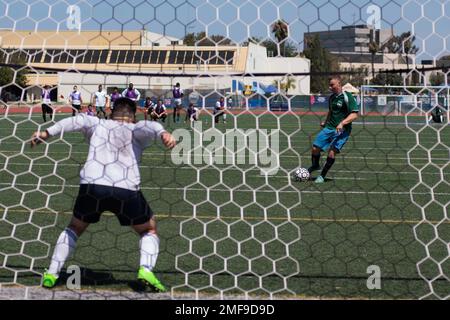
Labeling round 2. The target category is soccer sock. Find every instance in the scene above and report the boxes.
[311,154,320,169]
[139,232,160,272]
[48,228,78,277]
[320,157,336,178]
[223,114,227,122]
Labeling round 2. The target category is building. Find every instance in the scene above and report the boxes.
[304,25,435,84]
[0,30,310,104]
[304,25,393,54]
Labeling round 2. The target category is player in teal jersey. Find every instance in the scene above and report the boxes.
[308,76,359,183]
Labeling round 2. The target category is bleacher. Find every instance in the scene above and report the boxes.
[0,48,235,66]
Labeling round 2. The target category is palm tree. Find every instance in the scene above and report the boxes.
[368,41,379,81]
[399,32,419,85]
[273,76,296,94]
[271,20,288,56]
[401,32,418,70]
[282,76,296,94]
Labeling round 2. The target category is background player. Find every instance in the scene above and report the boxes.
[172,82,184,123]
[185,103,199,126]
[68,85,82,116]
[214,97,227,124]
[93,84,108,119]
[150,99,167,123]
[41,85,53,122]
[110,87,122,111]
[122,83,141,103]
[144,97,155,121]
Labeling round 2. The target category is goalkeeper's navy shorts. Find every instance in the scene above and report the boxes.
[73,184,154,226]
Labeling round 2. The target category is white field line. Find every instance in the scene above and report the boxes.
[1,182,449,196]
[0,150,448,162]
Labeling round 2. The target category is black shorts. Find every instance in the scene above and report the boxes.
[73,184,154,226]
[72,104,81,111]
[42,104,53,114]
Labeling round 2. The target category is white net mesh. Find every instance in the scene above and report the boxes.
[0,0,449,300]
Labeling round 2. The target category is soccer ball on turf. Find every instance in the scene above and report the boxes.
[293,168,310,182]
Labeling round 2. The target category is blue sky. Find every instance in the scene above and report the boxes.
[1,0,449,61]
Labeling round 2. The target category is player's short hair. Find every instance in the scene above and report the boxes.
[113,87,118,91]
[111,98,136,120]
[329,75,342,84]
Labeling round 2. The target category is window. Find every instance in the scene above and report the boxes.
[110,50,119,64]
[134,50,143,64]
[175,51,186,64]
[125,50,135,63]
[99,50,109,63]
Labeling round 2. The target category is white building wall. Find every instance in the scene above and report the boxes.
[244,43,311,95]
[141,31,183,47]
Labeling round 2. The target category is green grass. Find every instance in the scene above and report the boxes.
[0,112,449,299]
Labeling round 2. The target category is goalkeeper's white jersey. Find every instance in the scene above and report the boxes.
[46,114,165,191]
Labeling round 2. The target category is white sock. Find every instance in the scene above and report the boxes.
[140,233,160,272]
[223,114,227,121]
[48,228,78,277]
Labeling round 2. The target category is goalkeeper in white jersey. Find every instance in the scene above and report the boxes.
[31,97,176,292]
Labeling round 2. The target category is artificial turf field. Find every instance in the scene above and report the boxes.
[0,109,449,299]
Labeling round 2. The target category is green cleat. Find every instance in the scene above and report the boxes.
[137,267,167,292]
[315,176,325,184]
[42,272,58,288]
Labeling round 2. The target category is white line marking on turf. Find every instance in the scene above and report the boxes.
[0,150,448,161]
[1,182,449,196]
[0,162,446,176]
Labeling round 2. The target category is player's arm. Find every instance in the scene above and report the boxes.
[30,130,50,147]
[136,90,141,102]
[321,111,331,128]
[336,94,359,133]
[137,122,176,149]
[336,112,358,132]
[31,114,96,148]
[321,97,333,128]
[161,131,176,149]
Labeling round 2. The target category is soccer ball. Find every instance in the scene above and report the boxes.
[293,168,310,182]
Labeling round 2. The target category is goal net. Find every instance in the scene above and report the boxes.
[0,0,449,300]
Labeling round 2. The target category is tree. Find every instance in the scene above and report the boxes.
[271,20,289,57]
[382,31,419,70]
[399,31,419,71]
[368,41,379,80]
[183,32,233,46]
[0,52,28,101]
[273,76,296,94]
[246,37,298,57]
[371,71,403,86]
[429,72,445,86]
[302,35,339,93]
[340,66,369,88]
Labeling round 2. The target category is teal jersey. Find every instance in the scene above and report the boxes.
[325,91,359,131]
